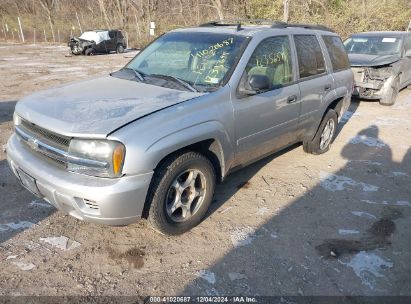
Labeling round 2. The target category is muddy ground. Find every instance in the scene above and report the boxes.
[0,43,410,297]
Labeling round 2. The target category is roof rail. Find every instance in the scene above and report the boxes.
[199,19,282,31]
[199,20,334,33]
[271,23,335,32]
[199,21,242,31]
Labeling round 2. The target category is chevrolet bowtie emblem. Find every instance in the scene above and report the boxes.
[27,138,39,151]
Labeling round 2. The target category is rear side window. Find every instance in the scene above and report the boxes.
[294,35,326,78]
[322,35,350,71]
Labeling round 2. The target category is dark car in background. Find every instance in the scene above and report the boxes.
[344,31,411,105]
[68,29,127,55]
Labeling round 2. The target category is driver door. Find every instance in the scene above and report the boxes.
[232,36,301,165]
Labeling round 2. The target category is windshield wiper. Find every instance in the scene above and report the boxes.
[116,67,145,82]
[148,74,198,92]
[124,68,145,82]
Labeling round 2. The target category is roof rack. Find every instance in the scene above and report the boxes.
[199,20,335,33]
[271,23,334,32]
[199,21,243,31]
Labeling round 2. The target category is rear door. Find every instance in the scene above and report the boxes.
[232,35,301,165]
[321,35,352,113]
[106,31,117,52]
[293,34,335,135]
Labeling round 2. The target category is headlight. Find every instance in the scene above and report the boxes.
[366,66,392,80]
[67,139,126,178]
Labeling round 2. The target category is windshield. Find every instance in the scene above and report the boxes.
[344,36,402,56]
[79,31,108,43]
[125,32,249,92]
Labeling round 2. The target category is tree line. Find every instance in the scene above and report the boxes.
[0,0,410,47]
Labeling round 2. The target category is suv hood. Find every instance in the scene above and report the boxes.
[348,53,401,67]
[16,76,204,137]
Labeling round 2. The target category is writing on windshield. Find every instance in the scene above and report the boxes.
[125,32,248,91]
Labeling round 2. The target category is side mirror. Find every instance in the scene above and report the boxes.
[249,74,270,91]
[238,74,270,96]
[405,49,411,57]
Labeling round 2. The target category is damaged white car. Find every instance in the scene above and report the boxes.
[344,31,411,105]
[68,29,127,55]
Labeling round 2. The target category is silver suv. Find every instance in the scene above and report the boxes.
[7,21,353,234]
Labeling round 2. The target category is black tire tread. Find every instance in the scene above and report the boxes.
[303,109,338,155]
[146,151,215,235]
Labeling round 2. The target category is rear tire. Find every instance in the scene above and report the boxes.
[146,151,215,235]
[380,76,400,106]
[303,109,338,155]
[116,44,125,54]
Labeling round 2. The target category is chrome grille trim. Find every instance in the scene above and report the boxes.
[21,119,70,149]
[15,126,109,169]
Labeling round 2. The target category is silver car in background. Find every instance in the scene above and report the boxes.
[344,31,411,105]
[6,21,353,234]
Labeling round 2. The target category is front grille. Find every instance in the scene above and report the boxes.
[352,67,365,84]
[21,119,70,150]
[16,119,71,168]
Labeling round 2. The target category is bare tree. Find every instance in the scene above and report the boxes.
[283,0,290,22]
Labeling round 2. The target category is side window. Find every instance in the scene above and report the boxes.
[108,31,115,39]
[245,36,293,88]
[322,35,350,71]
[294,35,326,78]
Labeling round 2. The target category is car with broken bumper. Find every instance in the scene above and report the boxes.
[68,29,126,55]
[7,22,353,234]
[344,31,411,105]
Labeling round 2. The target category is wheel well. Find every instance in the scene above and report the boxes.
[327,97,344,118]
[303,97,345,146]
[156,139,223,183]
[141,139,223,219]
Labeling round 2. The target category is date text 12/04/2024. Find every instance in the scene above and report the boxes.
[147,296,258,303]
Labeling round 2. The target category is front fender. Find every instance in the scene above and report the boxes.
[145,121,233,177]
[109,87,235,178]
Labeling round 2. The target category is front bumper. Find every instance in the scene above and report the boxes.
[353,76,395,100]
[6,134,153,225]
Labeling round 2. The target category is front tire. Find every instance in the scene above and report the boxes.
[303,109,338,155]
[380,76,400,106]
[146,151,215,235]
[85,48,95,56]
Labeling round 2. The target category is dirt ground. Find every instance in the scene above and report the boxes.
[0,43,410,297]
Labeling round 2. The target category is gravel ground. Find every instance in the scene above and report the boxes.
[0,43,410,297]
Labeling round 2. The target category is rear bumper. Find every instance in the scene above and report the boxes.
[6,133,153,226]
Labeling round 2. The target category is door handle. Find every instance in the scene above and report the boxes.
[324,85,332,92]
[287,95,298,104]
